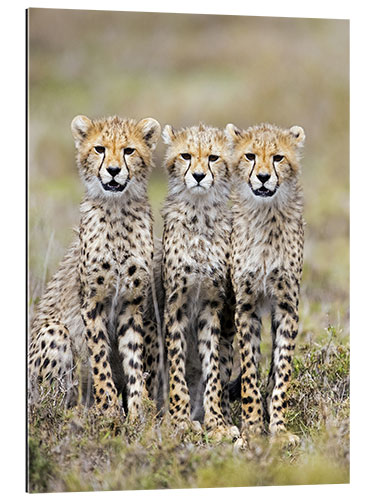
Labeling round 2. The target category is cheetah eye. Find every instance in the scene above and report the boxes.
[245,153,255,161]
[94,146,105,154]
[181,153,191,160]
[124,147,135,156]
[273,155,284,162]
[208,155,219,162]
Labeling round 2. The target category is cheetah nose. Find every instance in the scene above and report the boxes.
[107,166,121,177]
[192,172,206,183]
[257,173,271,183]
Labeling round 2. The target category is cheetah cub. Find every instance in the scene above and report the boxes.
[29,115,161,419]
[226,122,305,443]
[161,123,236,437]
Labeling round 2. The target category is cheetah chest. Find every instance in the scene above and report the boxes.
[232,219,290,296]
[82,213,152,304]
[182,227,229,282]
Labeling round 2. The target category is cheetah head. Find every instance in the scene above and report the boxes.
[71,115,161,199]
[225,123,305,201]
[162,123,231,199]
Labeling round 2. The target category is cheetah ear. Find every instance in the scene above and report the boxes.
[71,115,92,147]
[137,117,161,151]
[162,124,176,145]
[225,123,243,143]
[289,126,305,147]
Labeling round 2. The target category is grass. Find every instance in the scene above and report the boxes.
[28,332,349,492]
[27,9,349,493]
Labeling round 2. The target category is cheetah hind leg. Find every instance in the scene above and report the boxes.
[28,321,77,407]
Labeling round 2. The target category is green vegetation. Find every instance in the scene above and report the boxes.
[28,333,349,492]
[28,9,349,492]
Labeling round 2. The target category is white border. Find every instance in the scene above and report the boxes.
[2,1,374,499]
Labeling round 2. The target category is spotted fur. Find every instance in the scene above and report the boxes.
[28,115,162,419]
[226,122,305,438]
[161,123,236,435]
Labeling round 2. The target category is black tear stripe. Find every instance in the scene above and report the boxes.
[99,151,106,172]
[183,159,192,179]
[123,151,130,176]
[272,162,280,184]
[207,161,215,184]
[248,157,256,184]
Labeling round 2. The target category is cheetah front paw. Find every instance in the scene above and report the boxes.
[229,425,241,440]
[233,422,266,450]
[270,431,300,448]
[234,436,247,451]
[206,424,240,442]
[233,432,265,453]
[191,420,203,433]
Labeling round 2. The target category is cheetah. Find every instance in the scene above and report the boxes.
[161,123,237,436]
[226,122,305,443]
[28,115,162,419]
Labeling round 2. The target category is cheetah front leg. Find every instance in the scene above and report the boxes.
[234,288,264,436]
[267,299,299,438]
[164,284,191,426]
[219,335,234,425]
[197,301,226,433]
[81,299,120,413]
[143,319,161,402]
[266,274,300,443]
[117,299,147,421]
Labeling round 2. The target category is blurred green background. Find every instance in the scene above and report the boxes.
[28,9,349,491]
[29,8,349,343]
